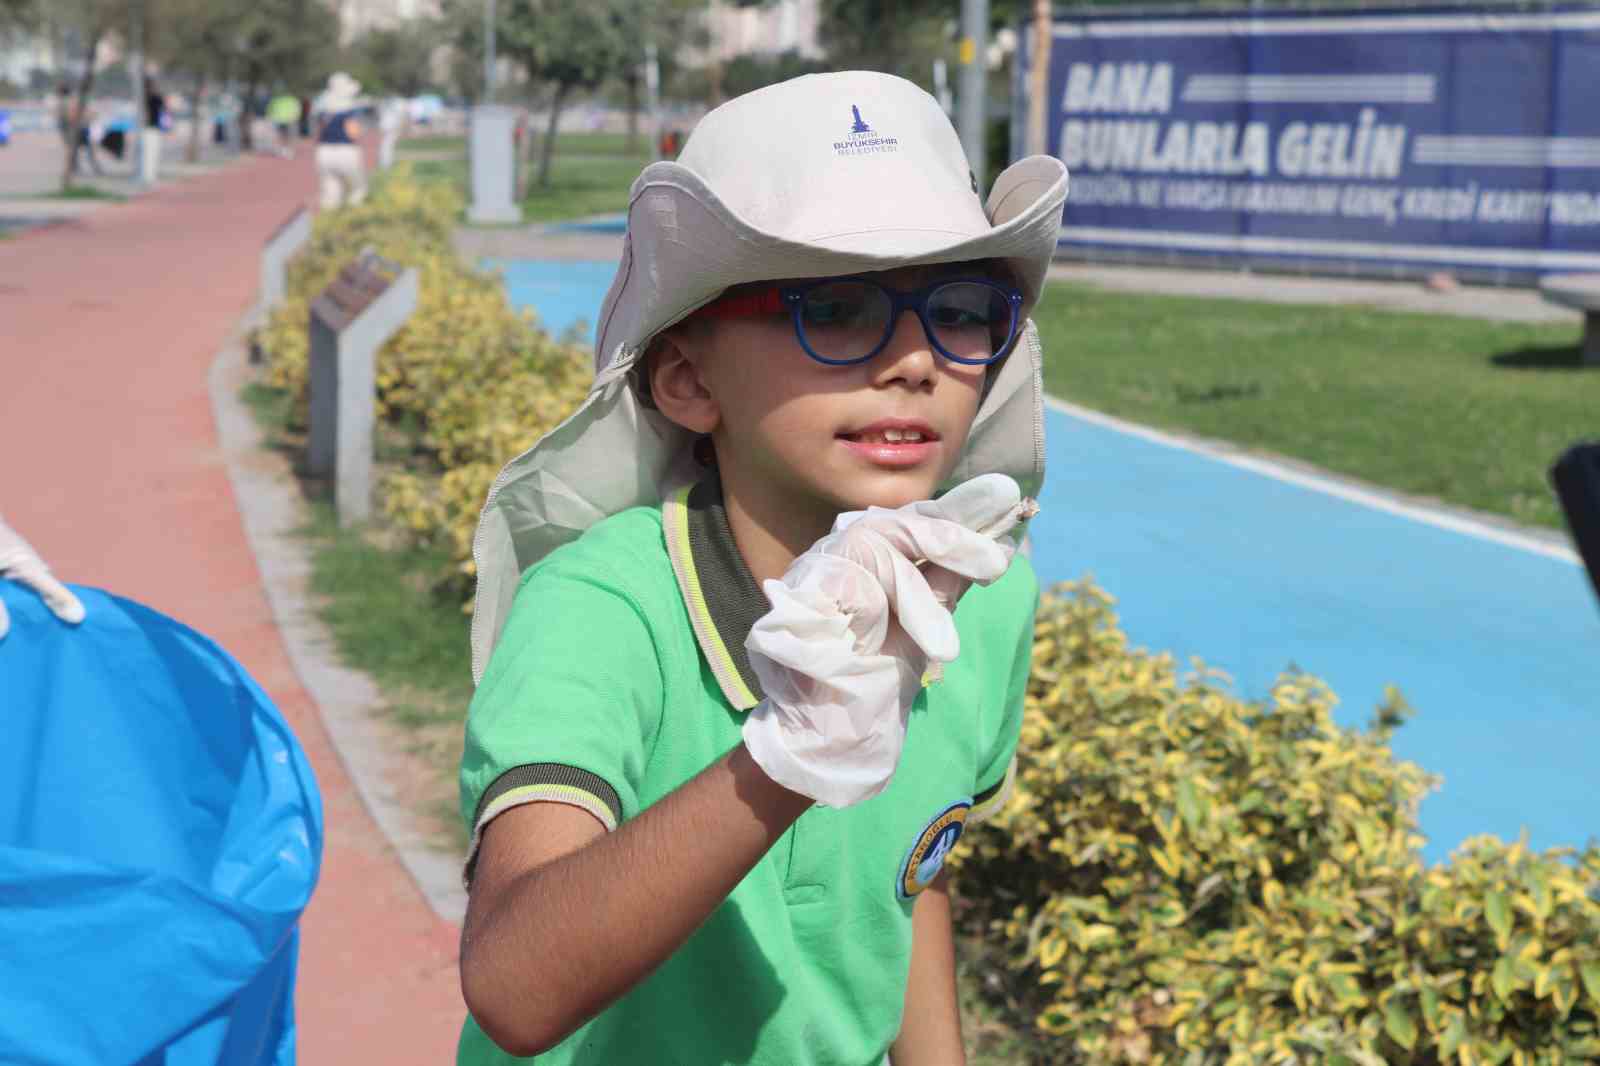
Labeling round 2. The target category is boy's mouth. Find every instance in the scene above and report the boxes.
[836,421,941,468]
[836,421,940,445]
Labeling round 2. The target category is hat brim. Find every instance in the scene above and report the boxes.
[593,155,1068,373]
[469,154,1068,682]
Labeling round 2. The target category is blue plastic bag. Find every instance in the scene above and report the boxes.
[0,584,323,1066]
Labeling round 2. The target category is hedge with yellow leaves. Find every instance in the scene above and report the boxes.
[254,168,592,594]
[951,580,1600,1066]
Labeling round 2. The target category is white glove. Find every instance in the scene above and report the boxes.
[0,514,86,641]
[741,474,1029,808]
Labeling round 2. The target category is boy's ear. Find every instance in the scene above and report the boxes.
[645,331,720,435]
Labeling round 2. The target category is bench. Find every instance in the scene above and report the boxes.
[1538,273,1600,366]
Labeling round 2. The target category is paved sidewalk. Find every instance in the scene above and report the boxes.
[0,148,463,1062]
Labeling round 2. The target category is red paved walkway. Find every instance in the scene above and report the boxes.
[0,151,464,1062]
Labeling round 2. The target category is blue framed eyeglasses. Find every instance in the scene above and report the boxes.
[699,275,1025,367]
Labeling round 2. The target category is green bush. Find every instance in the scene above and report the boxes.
[254,167,593,596]
[952,581,1600,1066]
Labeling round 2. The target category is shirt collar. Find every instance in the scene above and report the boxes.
[661,472,770,711]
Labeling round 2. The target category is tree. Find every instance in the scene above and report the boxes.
[349,19,440,98]
[815,0,954,88]
[226,0,340,149]
[144,0,254,163]
[495,0,630,187]
[47,0,131,190]
[0,0,37,31]
[611,0,706,154]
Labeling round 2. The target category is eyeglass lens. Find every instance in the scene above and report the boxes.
[796,280,1013,364]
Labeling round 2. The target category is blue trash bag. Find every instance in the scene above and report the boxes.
[0,583,324,1066]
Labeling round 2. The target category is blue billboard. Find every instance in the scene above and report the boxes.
[1020,5,1600,278]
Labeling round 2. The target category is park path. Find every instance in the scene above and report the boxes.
[0,146,464,1063]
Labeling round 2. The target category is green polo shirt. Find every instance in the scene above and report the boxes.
[458,474,1037,1066]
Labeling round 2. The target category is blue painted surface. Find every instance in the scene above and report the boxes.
[1033,412,1600,866]
[498,262,1600,867]
[483,258,620,343]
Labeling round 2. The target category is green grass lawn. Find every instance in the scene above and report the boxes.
[400,130,650,157]
[23,184,126,201]
[397,133,464,153]
[239,379,475,844]
[407,135,649,224]
[1031,283,1597,530]
[520,151,648,223]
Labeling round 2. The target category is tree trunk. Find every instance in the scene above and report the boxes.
[240,74,259,150]
[186,71,207,164]
[1026,0,1051,156]
[537,81,569,188]
[624,70,639,155]
[517,100,539,202]
[60,27,104,192]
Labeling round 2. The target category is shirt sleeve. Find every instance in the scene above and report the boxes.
[458,562,664,888]
[967,554,1039,827]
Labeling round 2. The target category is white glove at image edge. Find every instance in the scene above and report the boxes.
[0,515,86,641]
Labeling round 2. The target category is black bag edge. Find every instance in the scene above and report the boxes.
[1551,440,1600,606]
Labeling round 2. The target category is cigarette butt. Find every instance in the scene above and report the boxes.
[920,498,1038,687]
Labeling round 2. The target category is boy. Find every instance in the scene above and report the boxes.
[458,71,1069,1064]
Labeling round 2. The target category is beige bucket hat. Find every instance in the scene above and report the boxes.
[468,70,1069,682]
[321,71,362,111]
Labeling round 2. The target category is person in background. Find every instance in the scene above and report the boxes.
[99,112,132,164]
[267,91,302,158]
[57,85,103,177]
[313,72,367,210]
[212,94,233,146]
[142,74,166,185]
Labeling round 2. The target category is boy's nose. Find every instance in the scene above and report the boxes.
[868,310,937,389]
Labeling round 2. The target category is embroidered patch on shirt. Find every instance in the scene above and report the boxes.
[896,799,972,900]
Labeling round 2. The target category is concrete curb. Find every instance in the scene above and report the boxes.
[208,306,469,925]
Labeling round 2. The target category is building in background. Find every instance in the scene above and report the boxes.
[702,0,822,61]
[335,0,443,45]
[0,31,53,93]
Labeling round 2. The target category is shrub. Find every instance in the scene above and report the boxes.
[253,167,592,596]
[952,581,1600,1065]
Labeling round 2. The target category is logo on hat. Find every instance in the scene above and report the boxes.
[834,103,899,158]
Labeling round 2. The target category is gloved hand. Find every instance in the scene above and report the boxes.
[0,514,85,641]
[741,474,1030,808]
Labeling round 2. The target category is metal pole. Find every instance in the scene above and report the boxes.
[1026,0,1050,156]
[131,0,147,185]
[957,0,989,191]
[484,0,496,104]
[644,40,661,159]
